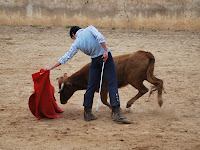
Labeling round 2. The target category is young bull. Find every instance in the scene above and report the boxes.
[57,50,164,108]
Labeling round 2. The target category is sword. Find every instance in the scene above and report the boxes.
[96,61,105,111]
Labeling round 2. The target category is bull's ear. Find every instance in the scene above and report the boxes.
[64,73,67,77]
[66,82,72,87]
[56,76,63,81]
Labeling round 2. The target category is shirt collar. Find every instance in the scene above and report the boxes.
[76,29,83,37]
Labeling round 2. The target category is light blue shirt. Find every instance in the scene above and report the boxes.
[58,25,110,64]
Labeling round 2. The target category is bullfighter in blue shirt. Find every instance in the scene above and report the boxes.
[45,25,131,124]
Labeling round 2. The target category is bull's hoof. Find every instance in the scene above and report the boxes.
[126,104,131,108]
[159,101,163,107]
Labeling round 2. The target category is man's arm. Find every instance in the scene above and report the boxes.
[45,45,78,70]
[87,25,105,43]
[88,26,108,61]
[45,62,61,70]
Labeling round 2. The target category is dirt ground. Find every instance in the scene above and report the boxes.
[0,25,199,150]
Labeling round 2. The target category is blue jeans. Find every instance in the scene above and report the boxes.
[83,52,120,107]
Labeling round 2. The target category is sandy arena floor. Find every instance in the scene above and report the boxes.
[0,25,199,150]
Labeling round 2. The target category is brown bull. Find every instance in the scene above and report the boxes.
[57,50,163,108]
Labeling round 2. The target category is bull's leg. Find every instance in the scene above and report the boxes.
[126,82,149,108]
[157,86,163,107]
[147,85,157,101]
[100,88,111,109]
[149,76,164,107]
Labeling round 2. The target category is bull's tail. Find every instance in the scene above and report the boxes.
[146,52,164,107]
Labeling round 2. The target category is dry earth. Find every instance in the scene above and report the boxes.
[0,25,199,150]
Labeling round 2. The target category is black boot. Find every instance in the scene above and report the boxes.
[84,107,98,121]
[112,106,132,124]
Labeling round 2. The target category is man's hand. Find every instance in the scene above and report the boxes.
[102,51,108,62]
[44,62,61,71]
[44,66,52,71]
[100,42,108,62]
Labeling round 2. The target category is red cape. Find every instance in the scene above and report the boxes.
[29,69,64,119]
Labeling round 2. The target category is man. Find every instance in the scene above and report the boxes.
[45,25,131,123]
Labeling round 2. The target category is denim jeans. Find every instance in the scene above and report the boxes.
[83,52,120,107]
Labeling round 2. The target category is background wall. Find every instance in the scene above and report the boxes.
[0,0,199,30]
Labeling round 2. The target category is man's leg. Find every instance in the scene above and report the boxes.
[103,52,120,107]
[104,53,131,124]
[83,58,101,121]
[84,59,101,107]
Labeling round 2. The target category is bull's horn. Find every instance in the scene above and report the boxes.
[58,83,64,93]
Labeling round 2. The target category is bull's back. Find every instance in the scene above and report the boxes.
[113,50,153,87]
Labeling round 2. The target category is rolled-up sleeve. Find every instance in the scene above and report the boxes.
[58,45,78,64]
[88,25,105,43]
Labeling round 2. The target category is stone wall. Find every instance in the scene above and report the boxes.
[0,0,199,30]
